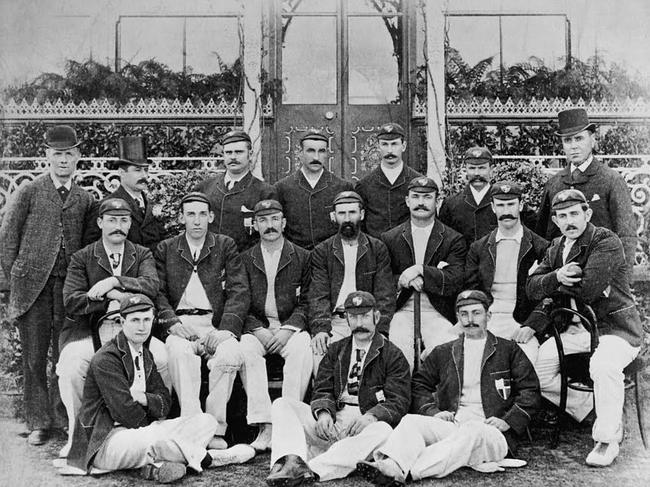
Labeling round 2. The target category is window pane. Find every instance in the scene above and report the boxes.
[186,18,239,74]
[282,16,337,104]
[348,16,401,104]
[282,0,337,14]
[347,0,402,14]
[121,18,183,69]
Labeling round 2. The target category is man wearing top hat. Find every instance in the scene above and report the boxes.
[238,199,313,452]
[0,125,94,446]
[274,129,353,250]
[85,136,165,250]
[527,188,643,467]
[153,191,249,450]
[438,146,498,247]
[535,108,636,274]
[57,197,169,459]
[196,130,277,252]
[465,182,550,364]
[381,176,467,372]
[355,122,423,238]
[309,191,395,373]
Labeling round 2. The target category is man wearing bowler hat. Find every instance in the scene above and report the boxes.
[274,129,353,250]
[0,125,94,446]
[86,136,165,250]
[535,108,636,274]
[355,122,423,238]
[196,130,276,252]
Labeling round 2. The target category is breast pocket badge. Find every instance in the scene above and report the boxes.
[375,390,386,403]
[494,378,511,400]
[241,205,254,234]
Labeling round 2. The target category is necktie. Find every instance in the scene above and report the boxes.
[347,349,365,396]
[109,253,121,270]
[226,179,234,191]
[136,197,145,212]
[57,186,69,202]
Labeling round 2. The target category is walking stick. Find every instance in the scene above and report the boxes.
[413,291,422,373]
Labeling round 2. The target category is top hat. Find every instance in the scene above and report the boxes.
[117,137,151,167]
[44,125,81,150]
[555,108,596,137]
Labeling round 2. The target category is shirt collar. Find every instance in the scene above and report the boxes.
[50,174,72,191]
[411,220,435,234]
[128,341,143,359]
[469,184,490,204]
[571,155,594,173]
[495,225,523,243]
[224,170,249,185]
[380,161,403,180]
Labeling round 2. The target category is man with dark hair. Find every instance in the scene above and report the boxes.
[0,125,94,446]
[357,290,540,484]
[309,191,395,372]
[274,130,353,250]
[196,130,277,251]
[355,123,423,238]
[528,188,643,467]
[535,108,637,273]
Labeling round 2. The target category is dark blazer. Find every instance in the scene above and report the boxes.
[438,184,497,247]
[0,174,94,319]
[153,232,249,339]
[535,159,637,270]
[61,240,159,349]
[67,331,170,472]
[241,240,311,333]
[311,332,411,427]
[412,332,540,455]
[85,185,166,250]
[309,232,395,336]
[526,223,643,347]
[196,171,277,252]
[275,169,353,250]
[465,226,550,332]
[381,220,466,323]
[355,164,423,238]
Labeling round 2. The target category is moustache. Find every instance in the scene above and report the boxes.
[469,175,488,183]
[384,154,397,159]
[464,323,480,328]
[498,214,517,221]
[264,228,279,234]
[137,178,147,184]
[309,160,322,165]
[352,327,371,334]
[565,225,578,231]
[414,205,429,211]
[109,230,127,236]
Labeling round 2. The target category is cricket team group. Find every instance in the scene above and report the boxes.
[0,107,643,485]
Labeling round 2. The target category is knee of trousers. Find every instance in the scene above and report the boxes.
[365,420,393,439]
[56,340,93,379]
[590,352,623,380]
[165,336,195,358]
[194,412,219,433]
[271,396,295,418]
[239,334,264,357]
[284,331,311,357]
[208,340,243,370]
[148,338,169,366]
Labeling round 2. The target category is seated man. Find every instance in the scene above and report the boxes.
[357,290,540,484]
[58,198,169,458]
[465,182,549,364]
[55,294,254,482]
[240,200,313,451]
[154,192,250,449]
[527,189,643,467]
[266,291,410,486]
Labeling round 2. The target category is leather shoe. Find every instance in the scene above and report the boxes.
[356,459,406,486]
[586,442,619,467]
[207,435,228,450]
[266,454,316,486]
[140,461,187,483]
[27,429,49,446]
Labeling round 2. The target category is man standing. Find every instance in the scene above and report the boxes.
[154,192,249,450]
[355,123,423,238]
[196,130,276,252]
[266,291,410,486]
[57,294,254,482]
[0,125,94,446]
[527,189,643,467]
[382,177,466,371]
[465,182,549,363]
[239,199,313,452]
[438,146,497,247]
[275,130,353,250]
[535,108,636,272]
[309,191,395,370]
[356,290,540,484]
[57,198,168,458]
[85,136,165,249]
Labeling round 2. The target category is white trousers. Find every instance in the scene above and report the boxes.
[93,413,217,473]
[488,312,540,364]
[389,298,457,372]
[57,336,170,447]
[270,397,392,481]
[166,335,242,435]
[376,415,507,480]
[312,316,351,375]
[239,331,313,424]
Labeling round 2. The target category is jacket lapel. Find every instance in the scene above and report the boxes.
[116,332,136,383]
[424,223,444,265]
[485,230,497,283]
[115,186,144,225]
[567,223,595,263]
[481,332,498,372]
[250,242,266,274]
[400,222,415,260]
[360,333,383,375]
[463,184,491,210]
[332,234,344,265]
[451,337,464,391]
[121,241,137,275]
[277,240,293,274]
[517,227,533,268]
[62,183,82,210]
[93,241,114,275]
[229,171,254,194]
[176,234,197,267]
[356,233,369,263]
[43,174,64,208]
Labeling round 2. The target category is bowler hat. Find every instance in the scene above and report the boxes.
[377,123,405,140]
[300,130,329,144]
[117,136,151,167]
[555,108,596,137]
[491,181,523,200]
[456,290,492,310]
[551,189,588,211]
[407,176,439,193]
[464,147,492,165]
[180,192,211,210]
[44,125,81,150]
[221,130,251,146]
[119,293,154,317]
[99,198,132,216]
[344,291,377,315]
[254,199,283,216]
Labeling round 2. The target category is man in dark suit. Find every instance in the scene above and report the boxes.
[527,189,643,467]
[239,199,312,452]
[382,177,466,372]
[57,198,168,459]
[196,130,277,252]
[85,136,165,249]
[438,146,497,247]
[535,108,637,274]
[275,130,353,250]
[0,125,94,446]
[355,123,423,238]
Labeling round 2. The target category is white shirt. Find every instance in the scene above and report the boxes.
[334,241,359,310]
[123,186,145,208]
[456,336,487,423]
[50,174,72,191]
[128,343,146,393]
[224,170,249,189]
[411,221,434,265]
[177,236,212,311]
[470,184,490,206]
[570,155,594,174]
[340,339,372,404]
[103,242,125,276]
[381,161,403,185]
[261,242,283,329]
[495,225,523,244]
[301,167,323,189]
